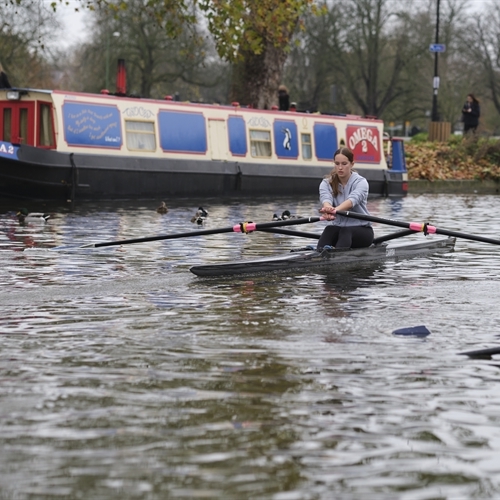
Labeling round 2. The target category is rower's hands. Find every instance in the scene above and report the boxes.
[319,206,336,221]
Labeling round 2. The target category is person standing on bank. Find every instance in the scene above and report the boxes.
[317,147,374,250]
[278,84,290,111]
[461,93,480,134]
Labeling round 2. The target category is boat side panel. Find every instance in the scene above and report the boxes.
[50,92,390,168]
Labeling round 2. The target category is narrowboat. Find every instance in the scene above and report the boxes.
[0,68,408,201]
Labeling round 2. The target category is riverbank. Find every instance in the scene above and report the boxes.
[404,135,500,195]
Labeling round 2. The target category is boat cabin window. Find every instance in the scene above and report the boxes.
[18,108,28,144]
[301,133,312,160]
[2,108,12,142]
[125,120,156,151]
[0,101,35,145]
[250,129,272,158]
[39,103,54,147]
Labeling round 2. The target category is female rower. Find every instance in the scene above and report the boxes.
[317,147,374,250]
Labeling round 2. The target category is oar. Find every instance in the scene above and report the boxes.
[77,216,325,249]
[335,210,500,245]
[373,229,418,244]
[262,227,423,244]
[258,228,321,239]
[260,227,421,247]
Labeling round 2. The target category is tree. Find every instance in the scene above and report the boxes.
[460,3,500,118]
[199,0,317,108]
[35,0,316,108]
[319,0,435,118]
[0,1,61,88]
[60,0,229,102]
[285,0,471,130]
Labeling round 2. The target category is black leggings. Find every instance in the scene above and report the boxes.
[317,225,374,249]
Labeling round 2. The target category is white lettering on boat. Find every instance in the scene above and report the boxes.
[348,127,379,152]
[105,136,121,143]
[0,143,15,155]
[247,117,271,128]
[123,106,155,119]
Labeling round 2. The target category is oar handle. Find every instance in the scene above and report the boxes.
[258,228,321,239]
[235,217,323,233]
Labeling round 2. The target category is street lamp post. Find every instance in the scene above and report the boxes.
[431,0,440,122]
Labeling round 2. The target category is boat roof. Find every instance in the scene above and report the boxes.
[1,87,382,123]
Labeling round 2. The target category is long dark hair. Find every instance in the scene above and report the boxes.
[326,147,355,196]
[468,93,479,104]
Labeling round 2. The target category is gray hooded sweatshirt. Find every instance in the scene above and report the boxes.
[319,171,371,227]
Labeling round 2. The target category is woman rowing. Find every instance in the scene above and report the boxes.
[317,146,374,250]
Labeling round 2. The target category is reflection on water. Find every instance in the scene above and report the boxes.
[1,194,500,499]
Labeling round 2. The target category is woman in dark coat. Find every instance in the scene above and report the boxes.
[462,94,480,134]
[278,85,290,111]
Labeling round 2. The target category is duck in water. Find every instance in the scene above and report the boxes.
[17,208,50,224]
[156,202,168,214]
[273,210,301,221]
[191,206,208,225]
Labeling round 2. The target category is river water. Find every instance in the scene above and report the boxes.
[1,193,500,500]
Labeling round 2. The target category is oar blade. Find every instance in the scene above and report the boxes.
[392,325,431,338]
[458,346,500,359]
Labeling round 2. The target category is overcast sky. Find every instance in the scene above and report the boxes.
[57,1,89,48]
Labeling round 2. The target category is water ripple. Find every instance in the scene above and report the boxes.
[2,195,500,499]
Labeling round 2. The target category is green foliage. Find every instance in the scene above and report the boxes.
[447,134,463,146]
[410,132,429,143]
[457,135,500,164]
[198,0,315,62]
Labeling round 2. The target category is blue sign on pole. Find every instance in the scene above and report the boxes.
[429,44,446,53]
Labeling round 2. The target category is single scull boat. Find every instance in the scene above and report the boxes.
[189,236,456,277]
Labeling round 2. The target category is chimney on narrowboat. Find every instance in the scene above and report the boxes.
[116,59,126,96]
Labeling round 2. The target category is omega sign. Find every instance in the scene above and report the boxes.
[346,125,381,163]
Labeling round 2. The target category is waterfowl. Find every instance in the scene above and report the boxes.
[191,206,208,225]
[197,207,208,218]
[17,208,50,224]
[272,213,282,221]
[156,202,168,214]
[281,210,302,220]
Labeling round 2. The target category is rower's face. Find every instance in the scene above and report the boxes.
[334,154,353,179]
